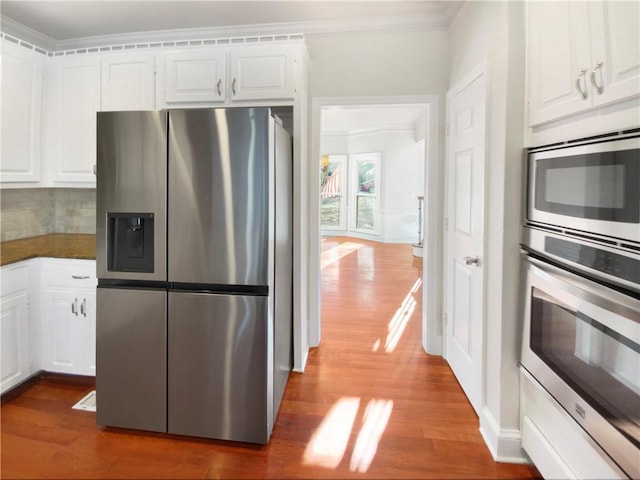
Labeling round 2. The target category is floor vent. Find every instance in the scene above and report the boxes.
[72,390,96,412]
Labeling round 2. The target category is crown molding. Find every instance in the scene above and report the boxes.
[2,6,460,53]
[0,15,57,51]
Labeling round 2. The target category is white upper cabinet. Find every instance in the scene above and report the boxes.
[161,49,226,104]
[527,0,640,127]
[44,55,100,185]
[588,1,640,108]
[0,39,44,184]
[229,45,295,101]
[157,43,296,107]
[101,53,156,111]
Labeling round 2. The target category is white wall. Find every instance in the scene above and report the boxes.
[448,0,526,462]
[320,130,425,243]
[307,29,449,97]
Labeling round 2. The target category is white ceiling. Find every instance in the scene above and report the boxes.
[0,1,460,46]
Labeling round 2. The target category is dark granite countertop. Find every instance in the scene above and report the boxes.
[0,234,96,266]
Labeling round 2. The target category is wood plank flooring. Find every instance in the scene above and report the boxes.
[1,237,540,479]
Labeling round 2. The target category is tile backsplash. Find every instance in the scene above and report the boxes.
[0,188,96,242]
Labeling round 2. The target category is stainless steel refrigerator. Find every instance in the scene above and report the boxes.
[95,108,293,444]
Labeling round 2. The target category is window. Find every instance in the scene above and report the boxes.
[320,155,347,230]
[351,153,381,234]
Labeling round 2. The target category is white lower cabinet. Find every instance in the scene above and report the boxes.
[40,259,96,376]
[0,261,36,394]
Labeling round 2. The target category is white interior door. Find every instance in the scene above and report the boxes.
[444,68,486,416]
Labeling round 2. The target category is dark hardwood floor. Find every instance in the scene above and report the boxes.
[1,237,540,479]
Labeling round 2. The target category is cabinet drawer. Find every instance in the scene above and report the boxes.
[40,259,96,288]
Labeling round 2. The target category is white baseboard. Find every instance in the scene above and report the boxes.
[480,407,530,464]
[293,347,308,373]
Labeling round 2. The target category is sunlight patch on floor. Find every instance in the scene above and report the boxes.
[349,400,394,473]
[321,241,363,269]
[303,397,394,473]
[384,277,422,353]
[303,397,360,468]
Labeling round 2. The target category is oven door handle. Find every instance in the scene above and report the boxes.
[526,255,640,324]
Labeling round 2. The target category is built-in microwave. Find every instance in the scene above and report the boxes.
[527,131,640,245]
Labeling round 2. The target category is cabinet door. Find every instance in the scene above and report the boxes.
[42,288,95,376]
[102,54,155,111]
[45,56,101,184]
[0,262,32,394]
[0,40,43,183]
[229,45,294,101]
[527,1,592,126]
[0,291,30,393]
[588,1,640,108]
[162,49,226,104]
[79,289,96,375]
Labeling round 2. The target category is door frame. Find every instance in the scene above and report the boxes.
[308,95,443,355]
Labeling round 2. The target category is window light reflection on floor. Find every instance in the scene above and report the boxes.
[302,397,394,473]
[302,397,360,468]
[349,399,394,473]
[321,241,363,269]
[384,277,422,353]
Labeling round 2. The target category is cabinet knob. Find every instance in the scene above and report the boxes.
[575,69,588,100]
[590,61,604,95]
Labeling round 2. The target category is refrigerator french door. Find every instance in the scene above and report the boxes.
[96,108,292,444]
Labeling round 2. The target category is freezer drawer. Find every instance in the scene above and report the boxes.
[168,292,270,443]
[96,287,167,433]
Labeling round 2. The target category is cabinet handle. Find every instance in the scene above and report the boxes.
[590,61,604,95]
[93,164,97,176]
[216,79,222,96]
[575,69,588,100]
[232,78,237,96]
[71,298,78,316]
[72,275,91,280]
[80,298,87,317]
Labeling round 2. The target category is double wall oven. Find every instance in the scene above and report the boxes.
[521,130,639,479]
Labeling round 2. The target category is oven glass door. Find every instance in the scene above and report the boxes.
[530,286,640,448]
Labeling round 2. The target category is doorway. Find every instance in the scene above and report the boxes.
[309,96,442,354]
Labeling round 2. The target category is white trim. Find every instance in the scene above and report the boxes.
[480,407,529,463]
[1,5,462,52]
[310,95,441,356]
[1,21,304,57]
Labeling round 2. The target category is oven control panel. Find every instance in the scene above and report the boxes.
[544,236,640,285]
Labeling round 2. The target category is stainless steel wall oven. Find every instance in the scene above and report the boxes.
[521,129,640,479]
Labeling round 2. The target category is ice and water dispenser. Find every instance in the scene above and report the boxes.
[107,213,155,273]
